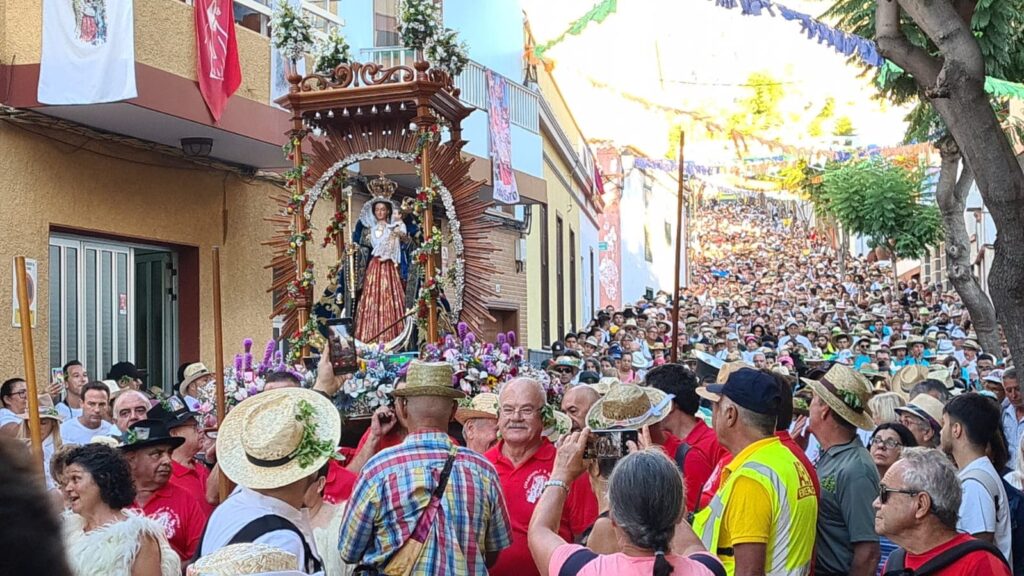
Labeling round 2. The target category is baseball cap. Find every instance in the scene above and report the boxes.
[696,368,781,416]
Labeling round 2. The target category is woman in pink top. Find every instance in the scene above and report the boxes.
[528,429,725,576]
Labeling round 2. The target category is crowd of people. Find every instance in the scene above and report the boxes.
[0,197,1020,576]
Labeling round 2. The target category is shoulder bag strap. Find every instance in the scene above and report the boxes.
[690,553,727,576]
[673,442,692,471]
[962,468,1002,512]
[557,548,598,576]
[913,538,1008,576]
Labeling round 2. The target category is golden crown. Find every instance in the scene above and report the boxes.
[367,173,398,200]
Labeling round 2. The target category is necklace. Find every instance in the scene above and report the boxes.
[374,223,385,239]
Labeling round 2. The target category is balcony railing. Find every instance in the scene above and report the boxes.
[231,0,343,38]
[360,47,540,134]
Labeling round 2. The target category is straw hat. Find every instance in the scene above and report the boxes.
[455,393,499,424]
[542,410,572,443]
[800,364,875,430]
[180,362,212,398]
[591,377,619,396]
[895,394,945,431]
[186,543,299,576]
[585,384,672,430]
[393,361,465,399]
[18,393,62,423]
[893,365,931,394]
[217,388,341,490]
[890,340,908,351]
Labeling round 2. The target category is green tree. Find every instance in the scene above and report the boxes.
[823,0,1024,356]
[727,71,785,135]
[832,116,855,136]
[822,158,942,284]
[808,97,836,138]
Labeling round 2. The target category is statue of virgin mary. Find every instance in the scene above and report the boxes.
[353,175,408,343]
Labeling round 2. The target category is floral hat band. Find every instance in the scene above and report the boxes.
[818,376,866,414]
[245,399,337,470]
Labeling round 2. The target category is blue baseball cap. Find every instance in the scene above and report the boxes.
[696,368,781,416]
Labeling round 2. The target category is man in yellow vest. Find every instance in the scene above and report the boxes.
[693,368,818,576]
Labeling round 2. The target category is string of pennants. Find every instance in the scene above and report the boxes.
[709,0,1024,100]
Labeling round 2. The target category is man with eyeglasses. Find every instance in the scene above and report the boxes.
[875,447,1010,575]
[484,377,597,576]
[941,393,1013,564]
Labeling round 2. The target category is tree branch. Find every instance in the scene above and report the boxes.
[874,0,942,86]
[897,0,986,92]
[952,0,977,25]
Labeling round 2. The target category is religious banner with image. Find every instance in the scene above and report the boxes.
[194,0,242,122]
[38,0,137,104]
[486,70,520,204]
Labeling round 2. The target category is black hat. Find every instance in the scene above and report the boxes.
[579,371,601,385]
[696,368,781,416]
[550,341,566,356]
[107,361,142,383]
[119,419,185,452]
[146,396,197,430]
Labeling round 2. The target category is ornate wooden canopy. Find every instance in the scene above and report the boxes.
[267,59,495,345]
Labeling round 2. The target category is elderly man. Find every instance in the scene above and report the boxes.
[875,448,1010,574]
[805,364,880,576]
[560,385,600,434]
[485,377,596,576]
[693,367,817,575]
[895,394,945,448]
[59,381,117,445]
[1002,368,1024,468]
[456,392,500,454]
[112,389,151,433]
[121,418,209,561]
[148,396,217,514]
[178,362,214,411]
[341,362,511,574]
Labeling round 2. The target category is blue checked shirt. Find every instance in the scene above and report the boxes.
[338,431,512,575]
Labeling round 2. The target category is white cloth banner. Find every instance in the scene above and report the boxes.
[38,0,137,105]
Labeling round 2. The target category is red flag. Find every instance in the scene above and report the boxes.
[194,0,241,122]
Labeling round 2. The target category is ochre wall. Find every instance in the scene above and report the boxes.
[0,122,278,387]
[5,0,272,104]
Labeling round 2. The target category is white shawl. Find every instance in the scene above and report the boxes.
[63,510,180,576]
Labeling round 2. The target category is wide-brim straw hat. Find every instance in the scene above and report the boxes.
[890,340,908,351]
[393,360,465,399]
[591,377,620,396]
[800,364,875,430]
[455,392,499,424]
[586,384,672,430]
[18,393,62,423]
[217,388,341,490]
[893,365,931,393]
[895,394,945,431]
[180,362,212,398]
[186,543,299,575]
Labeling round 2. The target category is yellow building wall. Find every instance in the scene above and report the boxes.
[0,122,279,387]
[5,0,272,104]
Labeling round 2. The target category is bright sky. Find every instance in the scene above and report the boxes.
[522,0,912,163]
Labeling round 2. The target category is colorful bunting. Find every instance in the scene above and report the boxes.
[533,0,617,59]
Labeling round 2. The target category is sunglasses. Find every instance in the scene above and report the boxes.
[878,483,921,504]
[554,367,575,375]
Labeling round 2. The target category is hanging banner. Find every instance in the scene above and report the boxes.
[37,0,137,104]
[195,0,242,122]
[534,0,618,59]
[486,70,521,204]
[12,259,37,328]
[598,190,622,309]
[270,0,306,107]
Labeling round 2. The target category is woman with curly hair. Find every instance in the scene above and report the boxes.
[61,443,179,576]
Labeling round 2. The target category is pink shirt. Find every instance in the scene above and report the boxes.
[550,544,722,576]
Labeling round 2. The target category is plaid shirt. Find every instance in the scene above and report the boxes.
[338,431,512,575]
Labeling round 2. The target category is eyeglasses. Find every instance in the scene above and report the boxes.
[554,367,575,375]
[879,483,921,504]
[870,437,903,450]
[500,405,540,418]
[9,390,27,398]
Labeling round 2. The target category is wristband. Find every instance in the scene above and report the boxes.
[544,479,570,494]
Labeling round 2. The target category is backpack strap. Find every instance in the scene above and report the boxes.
[673,442,692,471]
[961,468,1002,513]
[882,539,1008,576]
[228,514,324,574]
[558,548,598,576]
[690,553,727,576]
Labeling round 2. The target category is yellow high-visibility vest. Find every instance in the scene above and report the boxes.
[692,438,817,576]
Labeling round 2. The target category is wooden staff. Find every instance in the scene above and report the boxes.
[420,127,438,345]
[671,132,685,364]
[15,256,43,477]
[212,247,228,503]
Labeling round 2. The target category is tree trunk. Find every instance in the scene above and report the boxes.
[838,223,848,280]
[935,137,1002,354]
[876,0,1024,365]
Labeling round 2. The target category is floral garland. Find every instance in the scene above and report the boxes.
[414,125,439,162]
[322,210,346,248]
[313,27,351,77]
[287,264,316,303]
[271,0,314,62]
[412,227,445,266]
[293,399,342,468]
[397,0,442,51]
[415,275,441,334]
[288,316,322,363]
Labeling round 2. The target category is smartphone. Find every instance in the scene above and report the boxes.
[326,318,358,375]
[584,429,639,461]
[51,367,66,400]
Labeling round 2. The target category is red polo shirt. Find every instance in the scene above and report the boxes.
[661,421,729,513]
[131,480,209,561]
[323,458,358,504]
[485,440,598,576]
[170,459,213,515]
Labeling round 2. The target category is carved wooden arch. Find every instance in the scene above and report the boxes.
[268,116,496,340]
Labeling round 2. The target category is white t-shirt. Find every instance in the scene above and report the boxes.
[0,408,21,429]
[59,417,117,446]
[56,402,82,422]
[958,456,1013,564]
